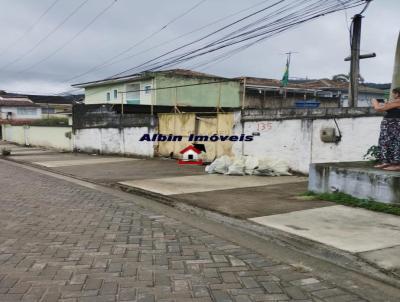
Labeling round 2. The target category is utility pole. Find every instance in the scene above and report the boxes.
[348,14,362,107]
[346,2,375,107]
[390,31,400,99]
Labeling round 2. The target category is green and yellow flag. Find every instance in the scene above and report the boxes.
[281,58,289,87]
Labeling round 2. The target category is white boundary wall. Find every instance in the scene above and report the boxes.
[2,114,382,173]
[233,116,382,173]
[74,127,154,157]
[2,125,72,151]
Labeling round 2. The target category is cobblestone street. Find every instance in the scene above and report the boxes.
[0,160,380,301]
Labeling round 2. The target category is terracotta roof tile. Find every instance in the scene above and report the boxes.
[0,97,38,107]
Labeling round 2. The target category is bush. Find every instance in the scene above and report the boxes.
[31,117,69,126]
[364,145,380,161]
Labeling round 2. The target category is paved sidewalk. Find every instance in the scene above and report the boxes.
[0,159,375,302]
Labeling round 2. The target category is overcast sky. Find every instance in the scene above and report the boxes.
[0,0,398,95]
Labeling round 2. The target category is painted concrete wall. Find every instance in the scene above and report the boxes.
[235,116,382,173]
[1,125,27,145]
[155,74,240,107]
[311,117,381,164]
[2,125,72,150]
[84,82,128,104]
[28,126,72,150]
[74,127,154,157]
[309,163,400,204]
[2,113,382,174]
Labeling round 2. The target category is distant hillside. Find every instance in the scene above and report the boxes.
[363,83,391,90]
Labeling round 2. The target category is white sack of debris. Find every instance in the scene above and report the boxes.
[225,156,246,176]
[205,155,232,174]
[206,155,291,176]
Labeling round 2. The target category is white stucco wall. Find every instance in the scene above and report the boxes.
[123,127,154,156]
[235,116,382,174]
[311,117,381,164]
[2,114,382,173]
[2,125,26,145]
[2,125,72,150]
[28,126,72,150]
[74,127,154,157]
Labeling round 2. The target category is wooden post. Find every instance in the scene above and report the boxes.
[120,91,124,116]
[241,77,246,109]
[217,83,222,112]
[174,87,178,113]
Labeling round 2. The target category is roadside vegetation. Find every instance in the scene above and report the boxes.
[31,117,69,126]
[303,191,400,216]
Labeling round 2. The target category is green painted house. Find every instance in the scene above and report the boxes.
[72,69,241,108]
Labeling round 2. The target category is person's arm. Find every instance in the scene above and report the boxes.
[372,99,400,112]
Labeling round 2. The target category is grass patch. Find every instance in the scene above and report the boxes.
[303,191,400,216]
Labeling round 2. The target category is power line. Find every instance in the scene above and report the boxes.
[0,0,90,71]
[65,0,208,82]
[108,0,286,79]
[0,0,61,57]
[156,0,364,70]
[16,0,118,74]
[79,0,364,90]
[65,0,273,82]
[54,0,366,96]
[113,0,363,76]
[120,79,235,93]
[144,0,304,72]
[195,0,362,72]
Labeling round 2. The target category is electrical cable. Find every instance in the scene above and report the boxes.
[65,0,274,82]
[108,0,287,79]
[64,0,208,82]
[17,0,119,74]
[0,0,61,57]
[0,0,90,70]
[128,0,363,74]
[108,0,364,79]
[49,0,366,96]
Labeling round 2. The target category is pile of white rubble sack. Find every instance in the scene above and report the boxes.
[205,155,292,176]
